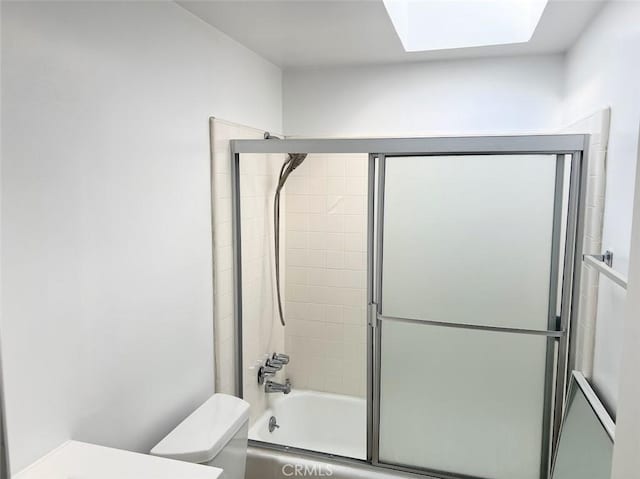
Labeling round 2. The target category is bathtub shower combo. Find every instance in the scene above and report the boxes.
[229,135,591,479]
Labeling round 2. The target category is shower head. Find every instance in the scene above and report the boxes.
[276,153,308,191]
[287,153,308,171]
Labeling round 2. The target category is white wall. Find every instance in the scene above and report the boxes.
[565,0,640,277]
[563,0,640,412]
[283,55,564,137]
[0,1,281,473]
[611,124,640,479]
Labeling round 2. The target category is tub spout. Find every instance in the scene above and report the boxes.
[265,379,291,394]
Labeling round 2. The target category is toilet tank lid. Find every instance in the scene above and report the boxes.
[150,394,250,464]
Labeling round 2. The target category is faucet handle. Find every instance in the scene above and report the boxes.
[258,365,278,385]
[266,358,284,370]
[272,352,290,364]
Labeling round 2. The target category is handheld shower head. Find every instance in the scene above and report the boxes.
[287,153,307,170]
[276,153,308,191]
[274,152,308,326]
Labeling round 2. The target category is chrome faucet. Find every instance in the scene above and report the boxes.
[266,357,285,369]
[272,353,290,364]
[265,378,291,394]
[258,353,292,389]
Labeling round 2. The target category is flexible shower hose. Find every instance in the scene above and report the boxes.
[274,153,307,327]
[274,160,289,327]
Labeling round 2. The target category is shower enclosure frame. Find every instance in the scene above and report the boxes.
[229,134,590,479]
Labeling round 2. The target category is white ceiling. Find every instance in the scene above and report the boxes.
[177,0,606,69]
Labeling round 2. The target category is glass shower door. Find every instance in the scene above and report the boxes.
[375,154,568,479]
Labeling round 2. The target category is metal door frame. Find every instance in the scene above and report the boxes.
[229,134,589,479]
[368,149,584,479]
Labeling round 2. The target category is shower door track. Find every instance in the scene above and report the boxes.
[229,134,590,479]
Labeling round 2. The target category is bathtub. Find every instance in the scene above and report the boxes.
[249,389,366,460]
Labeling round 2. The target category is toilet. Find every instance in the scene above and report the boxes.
[151,394,250,479]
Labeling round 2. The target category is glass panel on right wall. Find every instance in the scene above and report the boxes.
[381,154,558,330]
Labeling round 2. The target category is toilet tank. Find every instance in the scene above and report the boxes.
[151,394,250,479]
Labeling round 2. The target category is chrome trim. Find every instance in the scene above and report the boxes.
[208,118,218,394]
[567,145,590,383]
[231,149,244,397]
[231,135,587,155]
[540,154,566,478]
[555,151,585,445]
[583,254,628,289]
[268,416,280,433]
[375,154,386,318]
[378,314,565,338]
[584,250,613,268]
[372,154,386,465]
[366,153,376,462]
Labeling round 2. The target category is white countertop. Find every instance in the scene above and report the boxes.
[15,441,223,479]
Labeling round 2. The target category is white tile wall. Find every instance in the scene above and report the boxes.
[284,154,368,397]
[211,119,241,396]
[211,119,285,424]
[562,109,610,377]
[240,151,289,424]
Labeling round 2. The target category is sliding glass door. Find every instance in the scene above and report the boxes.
[371,154,573,479]
[230,135,588,479]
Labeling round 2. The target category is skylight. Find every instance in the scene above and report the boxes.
[382,0,549,52]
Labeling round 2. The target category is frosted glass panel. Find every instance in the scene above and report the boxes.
[379,320,548,479]
[382,155,557,329]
